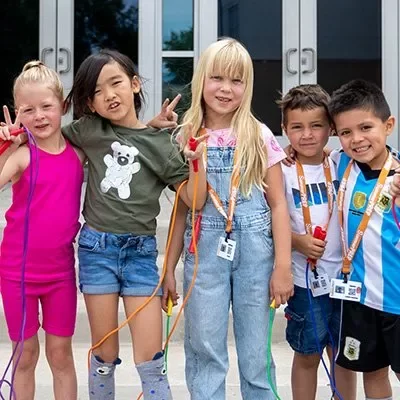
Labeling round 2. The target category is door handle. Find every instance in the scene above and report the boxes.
[59,47,72,73]
[302,48,316,74]
[40,47,54,64]
[285,48,298,75]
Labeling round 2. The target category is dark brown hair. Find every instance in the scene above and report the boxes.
[277,84,331,126]
[65,49,144,118]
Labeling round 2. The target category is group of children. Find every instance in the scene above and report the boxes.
[0,37,398,400]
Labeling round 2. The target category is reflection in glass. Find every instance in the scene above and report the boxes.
[218,0,282,135]
[74,0,139,74]
[163,0,193,51]
[317,0,381,94]
[0,0,39,111]
[162,58,193,119]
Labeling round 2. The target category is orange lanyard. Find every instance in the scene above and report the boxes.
[206,152,240,237]
[199,128,240,237]
[295,157,334,236]
[337,151,392,277]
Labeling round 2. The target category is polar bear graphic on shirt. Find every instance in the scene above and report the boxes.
[100,141,141,199]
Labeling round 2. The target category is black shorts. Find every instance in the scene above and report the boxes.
[336,301,400,373]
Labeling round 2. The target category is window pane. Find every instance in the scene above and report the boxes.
[317,0,381,94]
[74,0,139,73]
[163,0,193,51]
[218,0,282,135]
[162,58,193,118]
[0,0,39,111]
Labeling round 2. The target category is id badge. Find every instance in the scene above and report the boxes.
[375,189,392,215]
[217,237,236,261]
[330,278,362,302]
[308,272,330,297]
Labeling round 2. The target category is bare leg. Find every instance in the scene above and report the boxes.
[123,296,162,364]
[326,346,357,400]
[11,335,40,400]
[124,296,171,400]
[363,367,392,399]
[84,293,120,400]
[291,352,320,400]
[45,333,77,400]
[84,293,120,361]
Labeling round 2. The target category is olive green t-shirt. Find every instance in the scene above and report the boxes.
[62,116,189,234]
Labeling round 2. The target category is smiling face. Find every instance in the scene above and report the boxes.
[202,73,246,126]
[88,61,141,127]
[284,106,331,165]
[15,82,63,140]
[334,108,395,169]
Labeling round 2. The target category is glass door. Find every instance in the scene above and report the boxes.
[0,0,41,115]
[300,0,399,148]
[60,0,139,122]
[218,0,295,136]
[216,0,399,148]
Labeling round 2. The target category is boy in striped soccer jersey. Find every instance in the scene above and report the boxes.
[329,80,400,400]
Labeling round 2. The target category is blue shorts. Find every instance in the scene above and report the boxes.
[77,224,162,296]
[284,285,341,355]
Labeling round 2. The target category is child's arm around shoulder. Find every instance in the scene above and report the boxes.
[62,115,100,150]
[264,162,294,307]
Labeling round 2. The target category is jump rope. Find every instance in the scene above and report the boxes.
[305,227,344,400]
[84,140,400,400]
[1,130,399,399]
[298,186,400,400]
[0,127,38,400]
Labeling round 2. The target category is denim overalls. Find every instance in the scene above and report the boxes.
[183,146,277,399]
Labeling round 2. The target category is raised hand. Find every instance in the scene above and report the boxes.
[183,126,209,163]
[147,94,182,130]
[0,106,26,152]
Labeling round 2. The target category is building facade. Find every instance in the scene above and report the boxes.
[2,0,399,148]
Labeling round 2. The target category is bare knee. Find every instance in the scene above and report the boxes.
[363,367,392,398]
[364,367,389,384]
[46,341,74,372]
[12,337,39,373]
[293,352,320,370]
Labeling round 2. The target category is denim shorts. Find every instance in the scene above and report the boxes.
[77,224,162,296]
[284,285,341,355]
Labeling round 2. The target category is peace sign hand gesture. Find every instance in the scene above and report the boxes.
[147,94,181,130]
[0,106,27,153]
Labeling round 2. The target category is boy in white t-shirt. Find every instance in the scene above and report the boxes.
[278,84,356,400]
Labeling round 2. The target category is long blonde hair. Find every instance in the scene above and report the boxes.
[13,61,64,104]
[179,38,267,196]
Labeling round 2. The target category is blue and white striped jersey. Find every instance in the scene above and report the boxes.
[331,148,400,315]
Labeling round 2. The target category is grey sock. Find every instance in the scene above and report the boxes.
[89,353,121,399]
[136,352,172,400]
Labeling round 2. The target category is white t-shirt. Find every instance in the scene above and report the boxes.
[282,159,342,288]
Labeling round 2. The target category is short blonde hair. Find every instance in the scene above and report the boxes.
[180,38,267,196]
[13,61,64,105]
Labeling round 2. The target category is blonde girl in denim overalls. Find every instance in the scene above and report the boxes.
[164,38,294,400]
